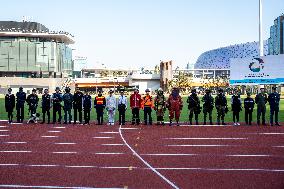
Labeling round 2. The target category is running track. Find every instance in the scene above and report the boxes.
[0,122,284,189]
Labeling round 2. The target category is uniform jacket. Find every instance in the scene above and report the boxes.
[106,95,116,111]
[154,95,166,110]
[244,97,254,111]
[130,93,142,108]
[167,94,183,110]
[5,94,15,112]
[215,94,227,108]
[26,94,39,108]
[255,93,268,108]
[141,95,154,109]
[63,93,73,110]
[83,95,92,110]
[52,93,63,106]
[231,95,242,112]
[202,94,214,111]
[42,94,51,109]
[94,96,106,108]
[16,91,26,106]
[268,92,280,108]
[187,94,200,110]
[73,91,84,108]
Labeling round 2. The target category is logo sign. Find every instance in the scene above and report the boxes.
[249,58,264,72]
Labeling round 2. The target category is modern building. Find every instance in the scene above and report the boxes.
[268,15,284,55]
[194,41,268,69]
[73,56,87,78]
[0,21,75,93]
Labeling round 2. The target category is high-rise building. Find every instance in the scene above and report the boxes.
[0,21,74,78]
[268,15,284,55]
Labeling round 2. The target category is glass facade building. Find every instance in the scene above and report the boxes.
[0,21,74,78]
[268,15,284,55]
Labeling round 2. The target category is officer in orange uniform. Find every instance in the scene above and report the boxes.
[141,89,154,125]
[167,87,183,126]
[94,90,106,125]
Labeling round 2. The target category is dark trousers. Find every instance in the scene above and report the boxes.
[132,108,140,124]
[203,109,213,124]
[64,109,72,123]
[16,105,24,122]
[84,109,90,124]
[257,106,266,125]
[144,107,152,125]
[74,106,82,123]
[233,111,240,123]
[96,107,104,125]
[270,107,279,124]
[29,106,37,116]
[53,105,62,123]
[189,109,199,124]
[42,108,50,123]
[217,108,225,124]
[119,110,126,125]
[245,109,253,125]
[7,111,13,123]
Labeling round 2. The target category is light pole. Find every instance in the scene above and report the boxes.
[259,0,263,56]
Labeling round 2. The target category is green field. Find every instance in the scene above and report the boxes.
[1,96,283,123]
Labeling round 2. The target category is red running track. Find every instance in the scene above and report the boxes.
[0,122,284,189]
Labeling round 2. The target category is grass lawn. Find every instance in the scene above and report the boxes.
[0,96,283,123]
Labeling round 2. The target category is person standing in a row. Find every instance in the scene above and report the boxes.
[83,91,92,125]
[202,89,214,125]
[167,87,183,126]
[244,92,254,125]
[94,90,106,125]
[268,86,280,126]
[52,87,63,124]
[154,88,166,125]
[63,87,73,124]
[142,89,154,125]
[41,89,51,124]
[187,89,201,125]
[231,89,242,126]
[215,88,228,125]
[16,87,26,123]
[73,89,83,124]
[26,89,39,117]
[106,89,116,125]
[255,87,268,125]
[130,88,142,125]
[118,89,128,125]
[5,88,15,123]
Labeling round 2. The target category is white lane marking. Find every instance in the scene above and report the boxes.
[155,167,284,172]
[0,151,32,153]
[100,166,137,169]
[10,123,23,125]
[0,185,123,189]
[120,128,140,130]
[29,164,59,167]
[0,130,9,132]
[226,154,272,157]
[48,131,61,133]
[0,126,8,128]
[101,144,125,146]
[52,152,77,154]
[54,143,76,145]
[4,142,27,144]
[165,137,248,140]
[273,146,284,148]
[0,164,20,166]
[167,144,238,147]
[41,136,59,138]
[93,137,114,139]
[119,125,179,189]
[142,153,198,156]
[53,127,66,129]
[95,152,124,155]
[142,153,276,157]
[99,132,119,134]
[0,135,9,137]
[179,124,233,127]
[254,133,284,135]
[65,165,97,168]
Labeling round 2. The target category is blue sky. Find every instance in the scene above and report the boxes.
[0,0,283,69]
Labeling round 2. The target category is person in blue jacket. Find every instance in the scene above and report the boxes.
[268,86,280,126]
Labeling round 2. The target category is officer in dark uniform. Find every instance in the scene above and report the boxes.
[255,87,268,125]
[94,90,106,125]
[268,86,280,126]
[63,87,73,124]
[187,89,201,125]
[231,89,242,126]
[52,87,63,124]
[26,89,39,116]
[215,88,228,125]
[202,89,214,125]
[16,87,26,123]
[5,88,15,123]
[244,92,254,125]
[73,88,84,124]
[83,91,92,125]
[41,88,51,124]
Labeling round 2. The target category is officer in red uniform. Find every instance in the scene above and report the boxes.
[94,90,106,125]
[130,88,142,125]
[167,87,183,126]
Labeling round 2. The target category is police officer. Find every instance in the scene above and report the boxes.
[52,87,63,124]
[26,89,39,116]
[118,89,127,125]
[5,88,15,123]
[63,87,73,124]
[187,89,201,125]
[73,88,84,124]
[41,88,51,124]
[215,88,228,125]
[16,87,26,123]
[244,92,254,125]
[94,90,106,125]
[202,89,214,125]
[142,89,154,125]
[268,86,280,126]
[83,91,92,125]
[231,89,242,126]
[255,86,268,125]
[154,88,166,125]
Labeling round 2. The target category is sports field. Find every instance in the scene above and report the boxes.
[0,96,283,124]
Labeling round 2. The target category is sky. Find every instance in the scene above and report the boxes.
[0,0,283,69]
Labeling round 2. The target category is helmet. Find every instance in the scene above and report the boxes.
[8,88,12,92]
[145,88,150,92]
[191,89,196,93]
[65,87,70,93]
[55,87,60,91]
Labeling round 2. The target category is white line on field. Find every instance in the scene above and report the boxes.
[141,153,276,157]
[41,136,59,138]
[0,164,20,166]
[65,165,97,168]
[155,167,284,172]
[53,127,66,129]
[29,164,59,167]
[142,153,198,156]
[166,144,238,147]
[4,142,27,144]
[0,135,9,137]
[0,151,31,153]
[52,152,77,154]
[0,126,8,128]
[93,137,114,139]
[120,128,140,130]
[0,130,9,132]
[101,144,125,146]
[54,143,76,145]
[179,124,234,127]
[0,184,124,189]
[273,146,284,148]
[95,152,124,155]
[165,137,248,140]
[99,132,119,134]
[48,131,61,133]
[119,125,180,189]
[252,133,284,135]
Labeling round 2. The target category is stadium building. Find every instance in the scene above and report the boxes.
[0,21,74,93]
[268,14,284,55]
